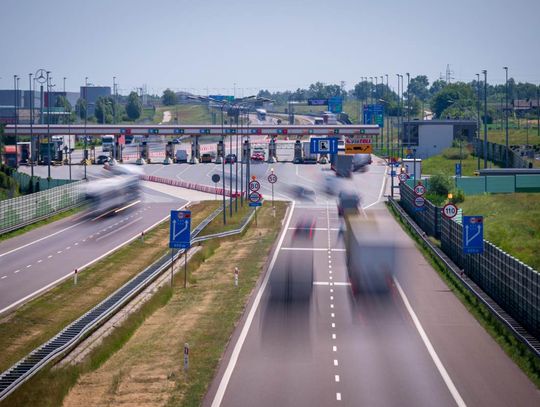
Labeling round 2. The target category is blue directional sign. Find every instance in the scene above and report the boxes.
[455,163,462,177]
[363,104,384,127]
[199,129,210,134]
[225,128,237,134]
[148,128,159,134]
[249,202,262,207]
[169,210,191,249]
[328,97,343,113]
[310,137,339,154]
[209,95,234,102]
[308,98,328,106]
[463,216,484,254]
[174,128,185,134]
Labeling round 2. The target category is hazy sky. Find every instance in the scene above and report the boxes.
[1,0,539,95]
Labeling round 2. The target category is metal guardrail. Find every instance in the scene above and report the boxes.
[0,201,255,401]
[389,197,540,358]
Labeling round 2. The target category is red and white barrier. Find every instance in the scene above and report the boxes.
[141,174,241,197]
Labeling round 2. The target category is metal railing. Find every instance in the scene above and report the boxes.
[474,139,530,168]
[397,183,540,348]
[0,181,86,235]
[0,200,255,401]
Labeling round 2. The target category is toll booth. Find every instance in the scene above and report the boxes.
[190,136,200,164]
[268,136,277,163]
[216,139,224,164]
[293,140,302,163]
[3,145,17,168]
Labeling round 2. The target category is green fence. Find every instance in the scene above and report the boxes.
[0,181,86,234]
[406,175,540,195]
[11,172,74,193]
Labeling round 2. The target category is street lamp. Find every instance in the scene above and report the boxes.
[503,67,509,167]
[482,70,488,169]
[476,73,481,170]
[84,76,88,180]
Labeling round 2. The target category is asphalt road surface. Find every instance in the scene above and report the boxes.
[202,166,540,406]
[0,184,187,313]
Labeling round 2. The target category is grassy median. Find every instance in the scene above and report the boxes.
[0,201,220,374]
[386,201,540,388]
[1,201,287,406]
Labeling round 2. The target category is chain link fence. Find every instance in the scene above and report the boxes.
[474,139,530,168]
[0,181,86,234]
[399,182,540,338]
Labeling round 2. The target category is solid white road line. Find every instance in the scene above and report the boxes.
[211,201,296,407]
[0,218,88,259]
[394,277,466,407]
[280,247,346,252]
[0,202,189,316]
[363,165,388,210]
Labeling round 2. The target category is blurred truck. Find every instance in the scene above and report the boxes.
[343,215,395,295]
[302,141,318,163]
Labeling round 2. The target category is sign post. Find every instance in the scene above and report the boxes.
[248,176,262,226]
[268,171,277,210]
[169,210,191,287]
[212,173,220,200]
[442,203,458,219]
[183,343,189,372]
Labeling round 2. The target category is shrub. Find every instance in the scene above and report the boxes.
[450,189,465,204]
[428,172,454,197]
[442,147,469,160]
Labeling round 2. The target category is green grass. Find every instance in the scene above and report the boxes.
[387,201,540,388]
[459,194,540,270]
[422,148,499,176]
[1,201,286,406]
[0,202,219,373]
[152,104,213,125]
[0,205,86,242]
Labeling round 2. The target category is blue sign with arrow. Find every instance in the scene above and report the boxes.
[455,163,462,177]
[310,137,338,154]
[462,216,484,254]
[169,210,191,249]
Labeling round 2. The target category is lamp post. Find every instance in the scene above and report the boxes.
[46,71,52,180]
[503,67,509,167]
[29,73,34,177]
[14,75,18,150]
[476,73,481,170]
[406,73,411,155]
[482,70,488,169]
[385,74,389,155]
[84,76,88,180]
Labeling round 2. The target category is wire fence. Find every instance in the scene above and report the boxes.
[0,181,86,234]
[474,139,531,168]
[399,182,540,339]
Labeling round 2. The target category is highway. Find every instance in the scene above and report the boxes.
[203,164,540,406]
[0,183,188,313]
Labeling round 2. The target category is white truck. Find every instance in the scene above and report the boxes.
[175,149,188,163]
[101,135,115,153]
[302,141,318,163]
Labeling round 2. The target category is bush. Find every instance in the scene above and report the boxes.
[450,189,465,204]
[442,147,469,160]
[428,172,454,196]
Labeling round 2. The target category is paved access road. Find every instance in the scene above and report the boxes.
[204,167,540,406]
[0,185,187,313]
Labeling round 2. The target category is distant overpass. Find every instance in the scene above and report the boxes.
[4,124,379,137]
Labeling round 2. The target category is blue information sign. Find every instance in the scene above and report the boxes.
[455,163,462,177]
[309,137,339,154]
[363,104,384,127]
[249,202,262,207]
[463,216,484,254]
[169,210,191,249]
[328,97,343,113]
[174,128,185,134]
[209,95,235,102]
[308,98,328,106]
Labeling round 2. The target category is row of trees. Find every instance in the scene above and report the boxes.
[71,91,143,123]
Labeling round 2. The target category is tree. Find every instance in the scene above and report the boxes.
[95,96,115,124]
[75,98,87,119]
[162,89,176,106]
[408,75,430,101]
[55,95,72,124]
[126,91,142,120]
[429,79,447,96]
[430,82,475,119]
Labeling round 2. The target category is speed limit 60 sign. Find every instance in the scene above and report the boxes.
[442,203,458,219]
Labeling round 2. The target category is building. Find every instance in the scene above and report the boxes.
[80,86,111,116]
[401,120,477,159]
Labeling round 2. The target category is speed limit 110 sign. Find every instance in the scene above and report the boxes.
[442,203,458,219]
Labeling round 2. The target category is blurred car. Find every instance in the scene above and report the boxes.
[96,155,110,165]
[293,216,317,240]
[337,191,361,217]
[225,153,237,164]
[289,185,316,201]
[251,152,265,161]
[324,175,340,195]
[200,153,213,163]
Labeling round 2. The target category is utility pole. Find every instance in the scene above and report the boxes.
[476,73,481,170]
[406,73,411,154]
[385,74,389,155]
[29,73,34,177]
[84,77,88,180]
[14,75,18,148]
[46,71,51,179]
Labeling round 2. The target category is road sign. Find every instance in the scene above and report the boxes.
[209,95,234,102]
[310,137,338,154]
[390,170,396,177]
[363,104,384,127]
[268,173,277,184]
[455,163,462,177]
[211,174,220,183]
[308,98,328,106]
[328,97,343,113]
[463,216,484,254]
[398,173,409,183]
[149,128,159,134]
[248,180,260,191]
[174,128,185,134]
[199,129,210,134]
[413,183,426,196]
[345,143,372,154]
[248,191,261,203]
[169,210,191,249]
[414,196,426,211]
[442,203,458,219]
[250,128,262,134]
[249,202,262,207]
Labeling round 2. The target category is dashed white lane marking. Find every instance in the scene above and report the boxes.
[313,281,351,286]
[26,265,32,268]
[394,277,466,407]
[332,323,335,328]
[1,276,6,279]
[331,313,335,318]
[66,246,71,250]
[330,304,334,308]
[280,247,346,252]
[332,345,337,352]
[14,270,20,274]
[334,359,339,366]
[74,242,79,246]
[82,239,86,242]
[336,393,342,401]
[57,251,62,254]
[330,296,334,300]
[335,375,340,383]
[37,259,42,263]
[48,255,53,259]
[332,333,336,340]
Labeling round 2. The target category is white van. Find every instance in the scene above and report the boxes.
[175,149,188,163]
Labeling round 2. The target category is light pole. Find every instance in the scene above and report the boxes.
[14,75,18,150]
[385,74,389,155]
[406,73,411,155]
[503,67,509,167]
[46,71,52,180]
[29,73,34,177]
[84,77,88,180]
[476,73,481,170]
[482,70,488,169]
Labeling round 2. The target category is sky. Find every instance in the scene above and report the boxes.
[1,0,539,95]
